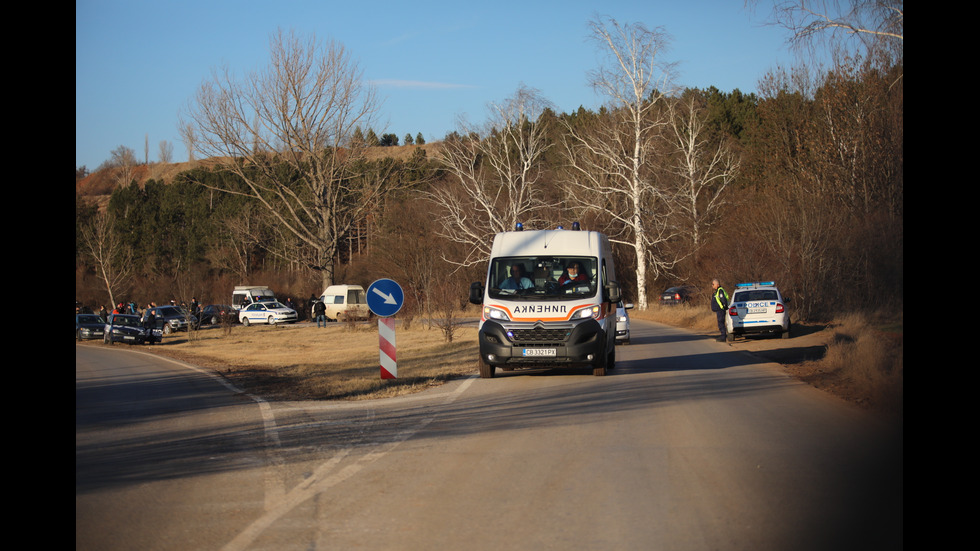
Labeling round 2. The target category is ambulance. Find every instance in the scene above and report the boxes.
[468,223,622,378]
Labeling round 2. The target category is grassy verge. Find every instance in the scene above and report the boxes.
[807,312,904,415]
[147,322,478,401]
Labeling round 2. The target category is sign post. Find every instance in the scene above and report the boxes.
[367,279,404,380]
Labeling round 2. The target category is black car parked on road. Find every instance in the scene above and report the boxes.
[659,285,697,305]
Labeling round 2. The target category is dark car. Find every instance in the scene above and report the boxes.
[76,313,106,341]
[103,314,148,345]
[199,304,238,325]
[146,305,198,334]
[659,285,696,305]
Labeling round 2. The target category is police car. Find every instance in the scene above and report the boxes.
[239,301,298,326]
[725,281,790,342]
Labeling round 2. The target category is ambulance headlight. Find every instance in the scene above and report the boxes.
[484,306,510,321]
[572,306,600,320]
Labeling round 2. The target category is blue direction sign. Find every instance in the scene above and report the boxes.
[367,278,404,317]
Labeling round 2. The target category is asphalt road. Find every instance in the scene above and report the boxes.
[76,319,902,551]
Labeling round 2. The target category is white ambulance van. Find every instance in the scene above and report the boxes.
[468,223,622,378]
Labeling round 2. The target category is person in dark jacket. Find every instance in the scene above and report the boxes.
[711,279,729,341]
[143,305,157,345]
[313,299,327,328]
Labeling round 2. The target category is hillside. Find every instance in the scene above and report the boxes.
[76,143,443,204]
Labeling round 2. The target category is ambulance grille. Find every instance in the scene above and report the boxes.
[509,327,572,345]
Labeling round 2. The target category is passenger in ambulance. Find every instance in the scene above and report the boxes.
[558,261,588,287]
[499,263,534,290]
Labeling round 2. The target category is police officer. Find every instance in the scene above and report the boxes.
[711,279,729,341]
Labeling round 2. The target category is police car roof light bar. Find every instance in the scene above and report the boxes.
[736,281,775,287]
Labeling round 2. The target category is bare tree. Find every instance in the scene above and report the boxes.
[79,211,132,308]
[180,28,389,288]
[560,17,678,309]
[158,140,174,164]
[667,94,740,250]
[428,85,554,268]
[103,145,138,188]
[762,0,903,59]
[205,203,265,282]
[181,122,196,163]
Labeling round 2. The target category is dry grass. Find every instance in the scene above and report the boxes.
[818,312,904,414]
[148,322,478,401]
[629,303,718,331]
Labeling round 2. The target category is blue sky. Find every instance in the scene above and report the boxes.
[76,0,798,170]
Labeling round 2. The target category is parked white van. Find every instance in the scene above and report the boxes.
[232,286,276,311]
[318,284,370,321]
[468,223,622,378]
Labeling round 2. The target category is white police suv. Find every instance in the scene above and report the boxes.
[725,281,790,342]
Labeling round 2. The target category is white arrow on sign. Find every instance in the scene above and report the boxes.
[372,287,397,305]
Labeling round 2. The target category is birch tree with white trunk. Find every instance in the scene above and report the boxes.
[667,94,740,251]
[560,17,678,310]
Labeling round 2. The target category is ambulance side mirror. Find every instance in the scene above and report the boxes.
[469,281,484,305]
[605,281,621,304]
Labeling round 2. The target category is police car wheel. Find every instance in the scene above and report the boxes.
[242,317,250,327]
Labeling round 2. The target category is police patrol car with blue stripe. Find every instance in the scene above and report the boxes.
[725,281,791,342]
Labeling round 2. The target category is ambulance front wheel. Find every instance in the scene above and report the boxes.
[478,356,495,379]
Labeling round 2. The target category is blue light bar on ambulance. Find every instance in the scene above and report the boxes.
[736,281,775,287]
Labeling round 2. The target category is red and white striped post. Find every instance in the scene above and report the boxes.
[368,279,404,380]
[379,317,396,379]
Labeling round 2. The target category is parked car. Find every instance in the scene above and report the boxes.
[146,305,198,334]
[659,285,696,305]
[318,284,370,321]
[615,301,633,344]
[199,304,238,326]
[76,313,105,341]
[725,281,791,341]
[239,301,298,326]
[103,314,148,345]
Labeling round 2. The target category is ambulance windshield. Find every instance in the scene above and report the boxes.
[488,256,597,299]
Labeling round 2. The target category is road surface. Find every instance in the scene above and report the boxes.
[76,319,902,550]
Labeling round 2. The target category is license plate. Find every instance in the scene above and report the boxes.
[523,348,556,357]
[748,307,767,314]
